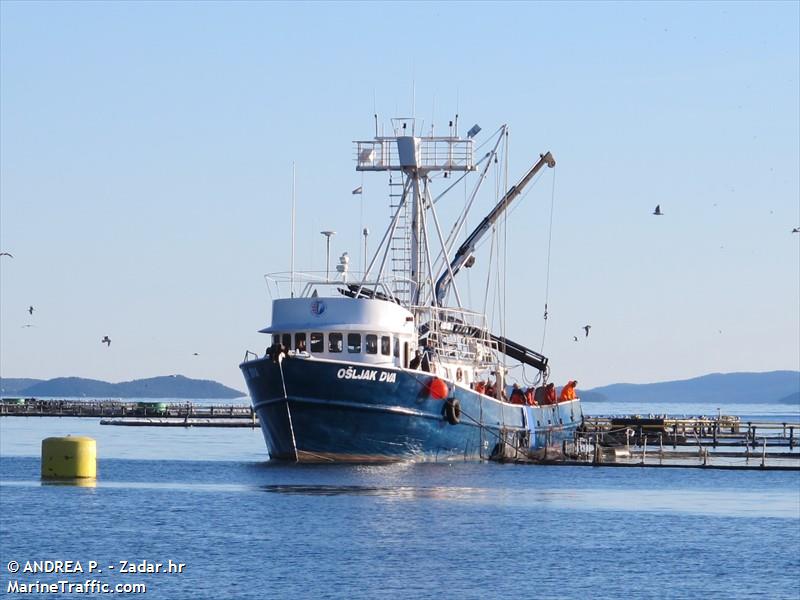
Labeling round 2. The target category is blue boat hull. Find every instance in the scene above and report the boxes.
[240,356,582,462]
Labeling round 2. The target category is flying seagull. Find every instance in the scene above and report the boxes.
[101,336,111,347]
[28,306,34,315]
[793,227,799,234]
[583,325,591,337]
[21,324,35,328]
[653,205,663,216]
[193,352,199,356]
[0,252,13,258]
[573,336,579,342]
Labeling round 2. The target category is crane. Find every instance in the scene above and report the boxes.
[434,151,555,306]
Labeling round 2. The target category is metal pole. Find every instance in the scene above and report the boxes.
[321,231,336,281]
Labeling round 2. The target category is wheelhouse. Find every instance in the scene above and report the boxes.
[261,296,416,368]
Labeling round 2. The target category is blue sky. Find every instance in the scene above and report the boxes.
[1,1,798,391]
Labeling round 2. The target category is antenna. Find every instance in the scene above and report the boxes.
[291,162,296,297]
[455,87,459,134]
[411,76,415,130]
[431,95,435,136]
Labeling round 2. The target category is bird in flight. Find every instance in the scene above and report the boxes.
[653,205,663,216]
[193,352,199,356]
[28,306,34,315]
[21,324,35,328]
[573,336,579,342]
[0,252,13,258]
[583,325,591,337]
[101,336,111,347]
[793,227,799,234]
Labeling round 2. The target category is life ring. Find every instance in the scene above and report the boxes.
[456,368,463,382]
[444,398,461,425]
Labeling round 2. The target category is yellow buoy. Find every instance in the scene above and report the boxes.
[41,436,97,480]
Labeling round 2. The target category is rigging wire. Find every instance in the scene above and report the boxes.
[473,125,506,153]
[501,128,509,373]
[464,172,472,308]
[540,167,558,353]
[458,169,547,260]
[482,225,495,320]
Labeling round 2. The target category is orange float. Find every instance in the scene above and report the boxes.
[428,378,448,400]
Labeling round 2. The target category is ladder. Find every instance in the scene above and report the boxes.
[388,173,412,304]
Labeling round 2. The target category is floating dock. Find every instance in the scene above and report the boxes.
[1,397,256,424]
[99,417,258,427]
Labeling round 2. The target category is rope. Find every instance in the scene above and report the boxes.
[458,403,527,458]
[277,355,299,461]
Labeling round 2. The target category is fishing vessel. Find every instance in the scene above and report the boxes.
[240,117,582,462]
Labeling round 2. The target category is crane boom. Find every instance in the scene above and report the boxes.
[434,151,556,306]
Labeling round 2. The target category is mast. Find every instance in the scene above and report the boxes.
[354,118,476,308]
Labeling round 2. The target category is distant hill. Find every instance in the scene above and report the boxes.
[777,391,800,405]
[1,375,245,399]
[576,390,609,403]
[584,371,800,404]
[0,378,43,394]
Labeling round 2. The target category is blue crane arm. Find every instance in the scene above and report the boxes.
[434,151,556,306]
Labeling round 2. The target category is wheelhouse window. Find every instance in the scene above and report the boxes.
[365,334,378,354]
[295,333,307,352]
[272,334,280,346]
[381,336,390,356]
[281,333,292,349]
[310,332,323,352]
[393,337,400,358]
[347,333,361,353]
[329,332,343,353]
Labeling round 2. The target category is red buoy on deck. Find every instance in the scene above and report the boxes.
[428,378,448,400]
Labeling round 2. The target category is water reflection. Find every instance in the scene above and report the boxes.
[260,484,484,500]
[41,478,97,488]
[258,483,799,519]
[3,476,798,519]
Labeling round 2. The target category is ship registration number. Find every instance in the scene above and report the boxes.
[337,367,397,383]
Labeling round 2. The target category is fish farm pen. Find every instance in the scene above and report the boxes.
[0,397,256,424]
[564,415,800,470]
[2,398,798,469]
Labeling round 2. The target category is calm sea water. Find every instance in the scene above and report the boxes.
[1,401,799,599]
